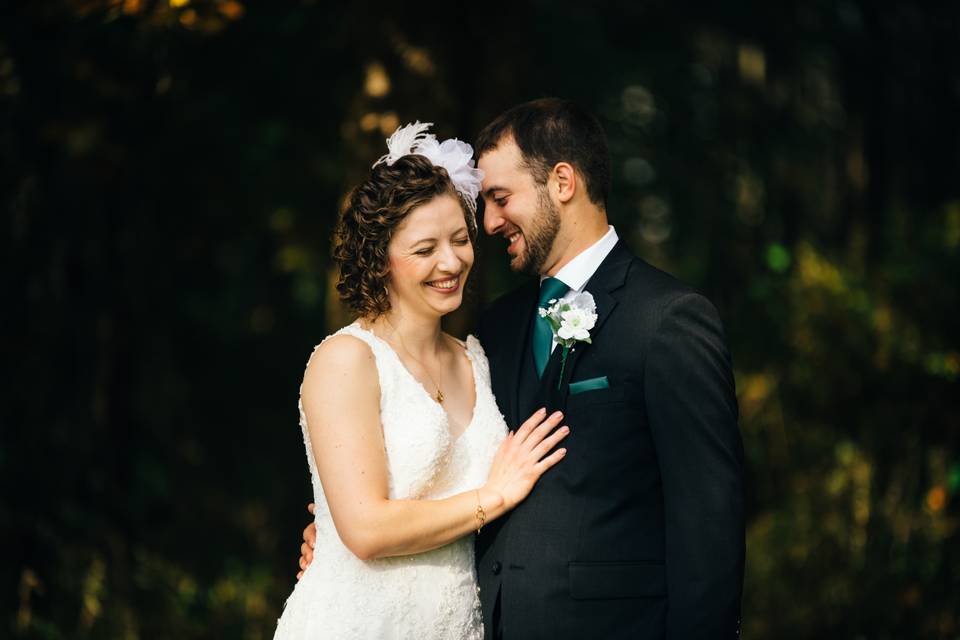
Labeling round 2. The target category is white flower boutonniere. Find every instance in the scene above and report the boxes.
[538,291,598,389]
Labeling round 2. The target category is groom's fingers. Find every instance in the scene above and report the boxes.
[303,523,316,548]
[300,542,313,564]
[307,502,315,515]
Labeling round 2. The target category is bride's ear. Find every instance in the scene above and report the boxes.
[384,271,395,298]
[551,162,577,205]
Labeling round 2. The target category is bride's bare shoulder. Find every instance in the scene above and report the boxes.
[442,332,468,350]
[303,333,377,395]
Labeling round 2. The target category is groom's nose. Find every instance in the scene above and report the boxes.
[482,202,503,236]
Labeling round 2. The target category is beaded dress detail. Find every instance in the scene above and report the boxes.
[273,323,508,639]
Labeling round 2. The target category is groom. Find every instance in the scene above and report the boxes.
[470,98,744,639]
[299,98,744,639]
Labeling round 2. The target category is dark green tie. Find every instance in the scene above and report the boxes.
[533,277,570,378]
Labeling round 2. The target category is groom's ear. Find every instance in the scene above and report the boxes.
[551,162,577,205]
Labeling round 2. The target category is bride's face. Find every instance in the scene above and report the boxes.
[386,193,474,318]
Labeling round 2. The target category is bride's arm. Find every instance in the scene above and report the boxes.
[303,335,568,561]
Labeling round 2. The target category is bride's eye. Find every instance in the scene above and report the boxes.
[415,248,434,256]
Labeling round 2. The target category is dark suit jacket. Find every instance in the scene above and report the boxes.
[475,241,744,639]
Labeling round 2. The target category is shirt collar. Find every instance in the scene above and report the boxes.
[542,226,619,292]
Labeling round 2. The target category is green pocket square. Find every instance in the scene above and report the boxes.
[569,376,610,395]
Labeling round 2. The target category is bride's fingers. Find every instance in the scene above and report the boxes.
[514,408,547,444]
[517,410,562,446]
[522,411,564,447]
[533,447,567,474]
[531,425,570,460]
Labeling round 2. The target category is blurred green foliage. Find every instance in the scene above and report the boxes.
[2,1,958,638]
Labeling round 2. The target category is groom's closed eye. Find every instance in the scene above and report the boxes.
[483,187,508,204]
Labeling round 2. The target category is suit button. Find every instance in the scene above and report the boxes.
[492,561,502,575]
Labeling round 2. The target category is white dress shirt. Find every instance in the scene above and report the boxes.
[542,225,619,353]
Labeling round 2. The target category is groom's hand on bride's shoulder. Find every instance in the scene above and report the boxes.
[296,503,317,581]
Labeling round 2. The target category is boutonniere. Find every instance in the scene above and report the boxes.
[538,291,598,389]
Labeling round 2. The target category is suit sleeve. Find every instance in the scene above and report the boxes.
[644,292,745,639]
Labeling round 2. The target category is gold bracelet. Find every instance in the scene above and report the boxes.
[474,490,486,534]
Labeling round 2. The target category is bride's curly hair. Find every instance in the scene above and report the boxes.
[333,154,476,318]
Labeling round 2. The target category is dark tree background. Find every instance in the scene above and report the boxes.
[3,1,958,638]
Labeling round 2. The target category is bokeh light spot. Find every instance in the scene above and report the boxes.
[359,112,379,132]
[925,486,946,513]
[766,243,791,273]
[623,157,655,186]
[622,85,656,126]
[738,44,766,84]
[364,62,390,98]
[379,111,399,135]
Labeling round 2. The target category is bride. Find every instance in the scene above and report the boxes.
[272,123,569,639]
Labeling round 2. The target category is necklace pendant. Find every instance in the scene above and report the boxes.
[436,389,444,403]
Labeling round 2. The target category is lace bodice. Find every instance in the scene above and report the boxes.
[273,323,508,640]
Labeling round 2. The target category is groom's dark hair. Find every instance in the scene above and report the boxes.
[475,98,611,208]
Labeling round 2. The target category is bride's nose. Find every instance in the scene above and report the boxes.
[435,243,463,273]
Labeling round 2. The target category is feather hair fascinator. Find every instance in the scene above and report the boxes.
[372,121,484,233]
[373,121,435,168]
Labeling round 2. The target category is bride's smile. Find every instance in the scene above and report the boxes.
[387,192,474,318]
[424,274,461,293]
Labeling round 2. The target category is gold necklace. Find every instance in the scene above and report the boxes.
[382,320,445,404]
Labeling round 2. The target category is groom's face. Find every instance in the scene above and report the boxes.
[479,137,560,276]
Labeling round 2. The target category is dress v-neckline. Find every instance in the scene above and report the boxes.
[352,323,481,443]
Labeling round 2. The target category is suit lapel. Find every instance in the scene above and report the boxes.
[536,341,567,410]
[546,241,633,409]
[501,281,539,427]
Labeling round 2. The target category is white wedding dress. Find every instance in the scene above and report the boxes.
[273,323,508,640]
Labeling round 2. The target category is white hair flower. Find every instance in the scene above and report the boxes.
[414,136,484,204]
[372,122,485,233]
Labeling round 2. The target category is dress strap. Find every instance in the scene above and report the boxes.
[463,335,491,387]
[317,322,397,404]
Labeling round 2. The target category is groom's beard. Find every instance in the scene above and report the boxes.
[515,186,560,276]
